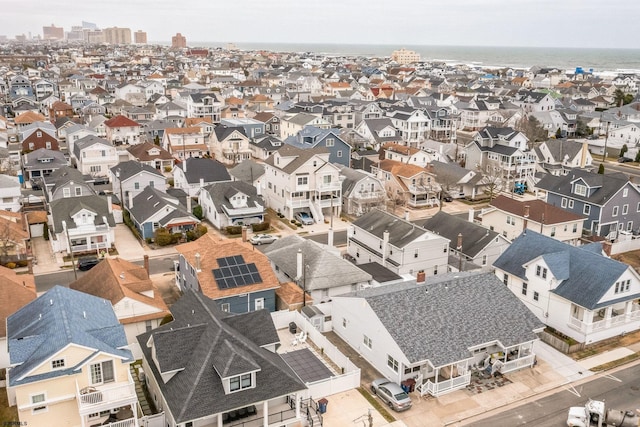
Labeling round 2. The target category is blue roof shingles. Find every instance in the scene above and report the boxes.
[7,286,132,386]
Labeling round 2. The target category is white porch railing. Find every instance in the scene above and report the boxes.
[286,199,310,209]
[500,354,535,374]
[101,417,137,427]
[76,381,137,415]
[421,372,471,397]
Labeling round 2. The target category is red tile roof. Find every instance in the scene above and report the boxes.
[104,114,140,128]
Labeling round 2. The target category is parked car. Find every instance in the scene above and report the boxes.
[442,192,453,202]
[295,212,314,225]
[249,234,278,245]
[618,156,633,163]
[77,256,100,271]
[370,379,412,412]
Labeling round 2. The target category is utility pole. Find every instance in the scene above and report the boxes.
[62,220,78,280]
[602,119,610,162]
[457,233,463,272]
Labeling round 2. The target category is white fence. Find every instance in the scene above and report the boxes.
[272,310,360,397]
[610,238,640,255]
[139,412,165,427]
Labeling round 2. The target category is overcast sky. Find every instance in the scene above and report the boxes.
[2,0,638,49]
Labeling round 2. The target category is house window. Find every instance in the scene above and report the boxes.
[574,184,587,196]
[561,198,567,208]
[612,206,619,217]
[363,335,372,349]
[342,318,348,328]
[573,223,578,233]
[568,200,574,209]
[522,283,528,296]
[637,202,640,212]
[337,150,343,157]
[536,266,548,279]
[623,188,629,197]
[75,187,82,196]
[387,355,399,372]
[433,265,438,275]
[584,204,591,215]
[323,175,332,185]
[229,373,252,392]
[51,359,65,369]
[221,303,230,312]
[90,360,114,385]
[482,255,487,266]
[255,298,265,310]
[628,221,633,231]
[145,320,153,332]
[506,215,515,225]
[533,291,539,301]
[443,244,447,253]
[90,165,101,173]
[550,227,556,237]
[31,393,47,414]
[503,273,508,285]
[414,249,419,258]
[63,188,70,198]
[134,182,140,190]
[623,204,629,215]
[326,138,335,147]
[297,176,308,186]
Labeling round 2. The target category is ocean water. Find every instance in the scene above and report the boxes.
[185,42,640,74]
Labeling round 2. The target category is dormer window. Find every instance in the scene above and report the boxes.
[574,183,587,197]
[229,373,253,392]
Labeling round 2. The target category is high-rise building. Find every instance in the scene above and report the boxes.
[134,30,147,44]
[43,24,64,40]
[391,48,421,64]
[171,32,187,48]
[103,27,132,44]
[86,30,104,44]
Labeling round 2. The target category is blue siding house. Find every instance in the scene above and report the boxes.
[175,234,280,313]
[537,168,640,238]
[284,126,352,167]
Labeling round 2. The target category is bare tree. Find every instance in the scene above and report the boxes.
[514,115,548,150]
[0,219,16,258]
[478,159,505,200]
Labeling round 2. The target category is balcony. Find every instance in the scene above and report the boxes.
[354,190,385,200]
[316,181,341,191]
[76,380,137,416]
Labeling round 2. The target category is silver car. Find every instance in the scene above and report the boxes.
[295,212,314,225]
[370,378,412,412]
[249,234,278,245]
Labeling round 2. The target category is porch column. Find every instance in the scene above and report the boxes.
[605,306,613,327]
[583,310,594,324]
[625,300,633,319]
[295,394,301,419]
[218,411,223,427]
[263,401,269,427]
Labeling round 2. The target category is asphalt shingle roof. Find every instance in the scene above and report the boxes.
[493,231,631,310]
[350,272,543,366]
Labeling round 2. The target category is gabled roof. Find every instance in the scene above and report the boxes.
[104,114,141,128]
[127,141,174,161]
[175,158,231,184]
[346,271,543,366]
[420,211,501,258]
[49,195,115,233]
[229,160,265,183]
[202,180,263,214]
[493,231,631,310]
[136,290,305,423]
[70,258,169,324]
[264,144,329,175]
[490,195,585,225]
[263,235,372,290]
[128,186,196,225]
[111,160,165,182]
[536,168,632,206]
[352,208,435,248]
[8,286,132,386]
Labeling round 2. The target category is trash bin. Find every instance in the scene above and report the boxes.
[317,398,328,414]
[289,322,297,334]
[401,378,416,393]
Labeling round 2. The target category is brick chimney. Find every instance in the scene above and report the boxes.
[523,205,530,234]
[143,254,149,276]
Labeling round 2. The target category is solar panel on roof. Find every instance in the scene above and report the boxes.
[212,256,263,290]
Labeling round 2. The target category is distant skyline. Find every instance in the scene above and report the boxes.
[2,0,639,49]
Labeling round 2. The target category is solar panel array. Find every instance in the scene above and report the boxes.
[213,255,263,289]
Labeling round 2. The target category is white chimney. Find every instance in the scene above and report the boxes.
[187,196,192,212]
[107,194,113,214]
[199,178,204,188]
[195,252,201,272]
[128,191,133,208]
[468,208,474,223]
[296,249,303,280]
[382,230,390,268]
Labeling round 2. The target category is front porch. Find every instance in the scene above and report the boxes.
[568,301,640,340]
[413,341,536,397]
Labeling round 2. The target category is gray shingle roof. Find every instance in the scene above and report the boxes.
[50,195,115,233]
[202,181,263,214]
[136,290,306,423]
[352,208,434,248]
[111,160,164,181]
[420,211,500,258]
[129,186,198,224]
[536,168,632,206]
[8,286,132,386]
[229,160,265,183]
[263,235,371,290]
[493,231,630,310]
[176,158,231,184]
[350,272,543,366]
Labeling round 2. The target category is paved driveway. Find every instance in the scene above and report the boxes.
[113,224,145,260]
